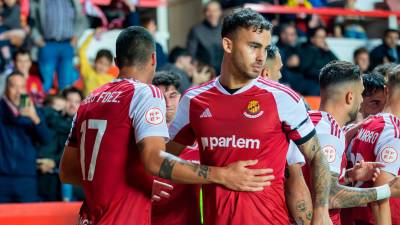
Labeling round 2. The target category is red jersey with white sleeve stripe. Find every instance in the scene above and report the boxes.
[301,110,347,225]
[66,78,170,225]
[349,113,400,225]
[169,77,316,225]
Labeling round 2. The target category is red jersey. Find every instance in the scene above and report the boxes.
[301,111,347,225]
[66,78,169,225]
[169,77,316,225]
[152,144,201,225]
[349,113,400,225]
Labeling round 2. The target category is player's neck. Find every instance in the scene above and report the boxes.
[319,101,347,127]
[219,61,253,89]
[118,67,151,83]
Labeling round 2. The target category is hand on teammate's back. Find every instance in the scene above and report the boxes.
[151,180,173,202]
[219,160,274,192]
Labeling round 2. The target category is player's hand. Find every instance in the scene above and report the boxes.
[389,176,400,198]
[219,160,274,192]
[151,180,173,202]
[311,207,333,225]
[348,160,384,182]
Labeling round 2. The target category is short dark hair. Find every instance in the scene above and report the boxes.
[13,48,31,62]
[152,71,181,92]
[43,94,65,107]
[115,26,155,68]
[308,26,327,39]
[353,47,369,60]
[319,60,362,89]
[6,70,24,85]
[62,87,84,100]
[141,16,155,28]
[221,8,272,38]
[266,45,279,60]
[384,29,398,38]
[387,65,400,89]
[372,63,397,82]
[362,73,386,97]
[169,47,191,63]
[95,49,113,63]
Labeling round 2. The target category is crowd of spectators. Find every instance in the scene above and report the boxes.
[0,0,399,203]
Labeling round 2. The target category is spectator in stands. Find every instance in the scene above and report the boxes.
[79,29,114,97]
[187,0,223,74]
[353,47,370,74]
[152,71,181,125]
[0,0,27,71]
[142,16,167,70]
[370,29,400,69]
[333,0,367,39]
[13,49,45,105]
[36,94,67,201]
[276,23,319,95]
[30,0,87,93]
[161,47,193,93]
[0,71,51,203]
[192,60,215,86]
[58,87,84,202]
[300,26,338,93]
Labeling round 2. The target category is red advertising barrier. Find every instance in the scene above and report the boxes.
[0,202,81,225]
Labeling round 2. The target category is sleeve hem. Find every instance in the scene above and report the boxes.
[294,129,316,145]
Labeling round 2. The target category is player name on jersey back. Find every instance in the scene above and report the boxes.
[81,91,123,105]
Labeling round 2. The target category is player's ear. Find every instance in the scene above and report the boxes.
[345,91,353,105]
[222,37,233,54]
[260,67,269,79]
[151,52,157,67]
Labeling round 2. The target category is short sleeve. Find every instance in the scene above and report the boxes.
[375,139,400,175]
[130,85,169,143]
[169,93,196,146]
[65,114,78,148]
[317,133,345,175]
[281,98,316,145]
[286,141,305,166]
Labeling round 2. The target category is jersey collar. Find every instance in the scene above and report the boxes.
[214,76,257,95]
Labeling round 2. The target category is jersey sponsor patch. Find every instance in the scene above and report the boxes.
[243,100,264,119]
[145,107,164,125]
[322,145,336,163]
[380,147,398,163]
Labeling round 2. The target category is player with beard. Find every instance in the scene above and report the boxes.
[349,65,400,225]
[169,8,333,225]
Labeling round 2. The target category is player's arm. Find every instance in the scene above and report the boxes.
[297,135,331,224]
[166,141,186,156]
[139,136,274,191]
[371,171,393,225]
[285,164,313,225]
[59,146,82,186]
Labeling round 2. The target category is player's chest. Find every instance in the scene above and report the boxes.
[189,94,281,137]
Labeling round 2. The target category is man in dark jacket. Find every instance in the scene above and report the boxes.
[370,29,400,69]
[300,26,337,94]
[277,23,320,96]
[0,71,51,203]
[187,1,223,74]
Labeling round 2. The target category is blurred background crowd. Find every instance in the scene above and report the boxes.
[0,0,399,203]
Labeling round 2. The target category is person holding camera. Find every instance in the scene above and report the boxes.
[0,71,51,203]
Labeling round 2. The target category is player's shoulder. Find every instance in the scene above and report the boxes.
[310,110,342,137]
[181,78,216,100]
[380,113,400,139]
[116,79,164,100]
[255,77,301,103]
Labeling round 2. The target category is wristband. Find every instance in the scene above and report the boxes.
[376,184,391,200]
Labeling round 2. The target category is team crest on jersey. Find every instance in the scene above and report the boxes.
[322,145,336,163]
[380,147,398,164]
[243,100,264,119]
[145,107,164,125]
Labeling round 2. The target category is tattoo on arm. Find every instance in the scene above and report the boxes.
[329,174,377,209]
[299,136,331,208]
[295,200,312,225]
[158,151,211,180]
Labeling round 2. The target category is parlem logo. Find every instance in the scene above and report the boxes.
[145,107,164,125]
[201,135,260,150]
